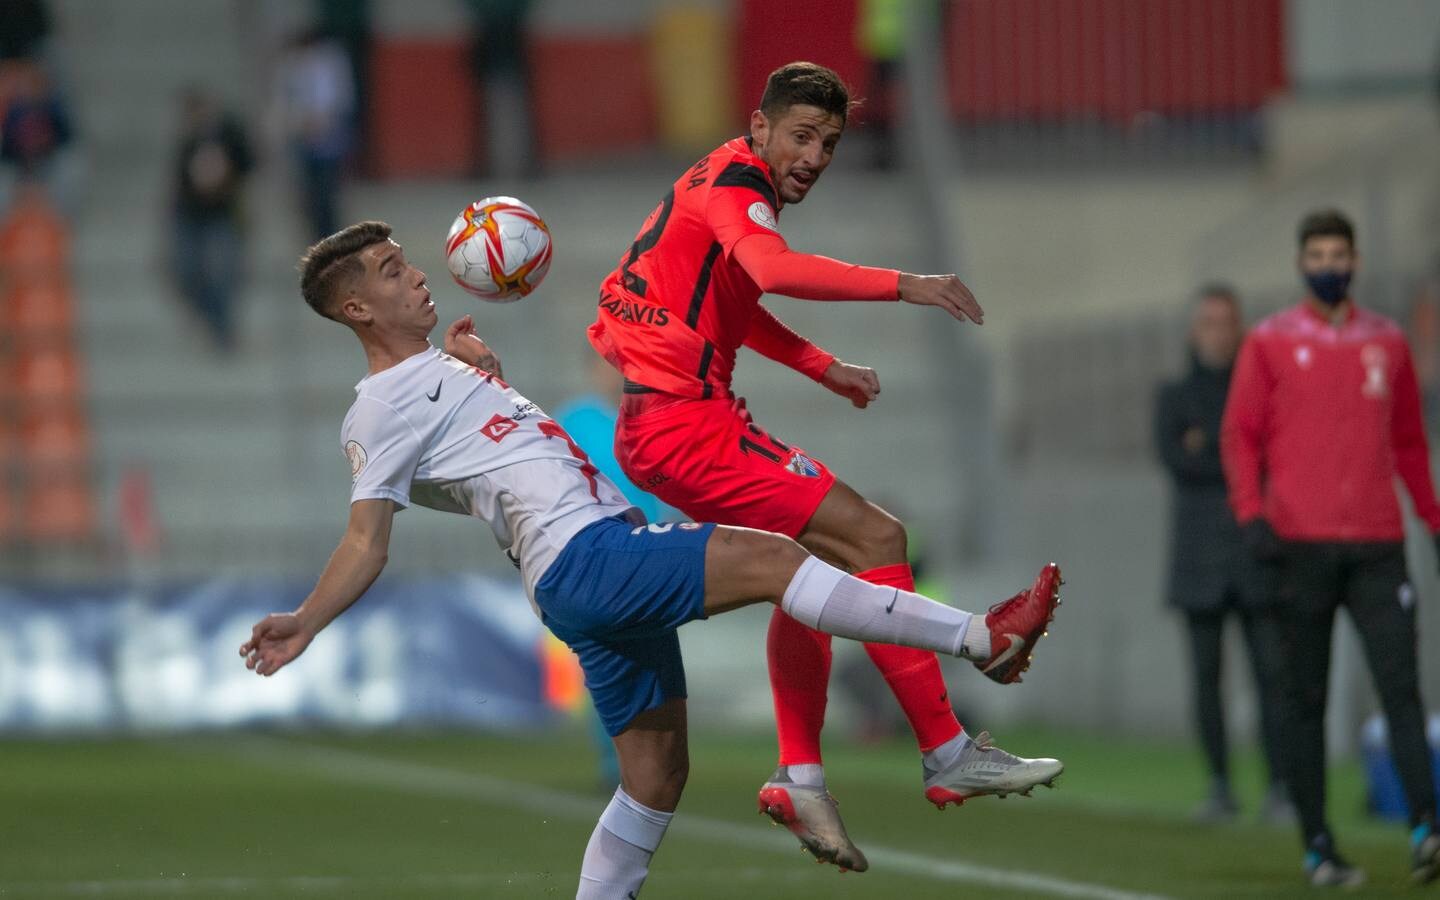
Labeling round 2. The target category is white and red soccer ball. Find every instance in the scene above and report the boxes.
[445,197,553,302]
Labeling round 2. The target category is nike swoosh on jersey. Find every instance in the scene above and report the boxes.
[981,634,1026,673]
[884,589,898,614]
[426,381,443,402]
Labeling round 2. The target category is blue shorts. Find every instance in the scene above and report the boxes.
[535,514,715,736]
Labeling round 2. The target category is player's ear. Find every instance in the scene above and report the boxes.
[339,292,371,325]
[749,109,769,146]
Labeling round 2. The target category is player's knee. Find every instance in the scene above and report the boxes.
[638,752,689,810]
[860,507,907,561]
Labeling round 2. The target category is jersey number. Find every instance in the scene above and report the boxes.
[619,189,675,298]
[539,420,601,501]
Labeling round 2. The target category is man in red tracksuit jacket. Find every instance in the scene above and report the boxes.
[1222,209,1440,887]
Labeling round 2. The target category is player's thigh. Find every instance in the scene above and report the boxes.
[537,518,714,641]
[795,477,907,570]
[702,525,809,616]
[555,625,690,750]
[618,401,835,538]
[1344,544,1420,692]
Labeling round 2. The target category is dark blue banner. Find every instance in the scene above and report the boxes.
[0,575,570,732]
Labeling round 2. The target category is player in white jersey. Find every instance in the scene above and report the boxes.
[239,222,1065,897]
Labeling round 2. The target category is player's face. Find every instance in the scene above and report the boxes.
[750,104,844,206]
[347,240,436,334]
[1298,235,1356,278]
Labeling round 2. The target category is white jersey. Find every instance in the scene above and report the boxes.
[341,345,636,604]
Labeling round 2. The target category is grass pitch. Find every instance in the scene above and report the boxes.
[0,724,1424,898]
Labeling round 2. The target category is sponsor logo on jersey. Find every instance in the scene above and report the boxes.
[678,522,703,531]
[512,399,541,420]
[481,413,519,443]
[344,440,367,481]
[747,200,779,232]
[1294,345,1312,369]
[786,452,821,478]
[598,290,671,327]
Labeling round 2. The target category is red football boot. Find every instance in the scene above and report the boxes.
[974,562,1062,684]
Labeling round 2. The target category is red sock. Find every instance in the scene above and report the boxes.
[856,563,964,753]
[767,605,833,766]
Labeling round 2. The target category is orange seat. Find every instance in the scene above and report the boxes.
[14,345,83,405]
[20,406,90,471]
[2,277,74,337]
[0,478,13,545]
[0,193,69,276]
[22,474,95,543]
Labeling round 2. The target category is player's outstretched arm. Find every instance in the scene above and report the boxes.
[239,498,396,676]
[442,314,504,378]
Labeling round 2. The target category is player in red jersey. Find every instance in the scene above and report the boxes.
[586,61,1064,869]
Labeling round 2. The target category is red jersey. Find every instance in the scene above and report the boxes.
[588,137,898,400]
[1220,302,1440,542]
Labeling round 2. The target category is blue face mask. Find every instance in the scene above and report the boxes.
[1304,269,1352,306]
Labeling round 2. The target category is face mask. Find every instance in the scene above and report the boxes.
[1304,269,1352,306]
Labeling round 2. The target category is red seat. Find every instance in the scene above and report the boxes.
[2,277,74,338]
[22,473,95,543]
[0,192,69,278]
[20,406,90,471]
[14,345,83,406]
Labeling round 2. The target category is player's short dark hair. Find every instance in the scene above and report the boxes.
[760,61,854,125]
[298,221,393,321]
[1297,209,1355,250]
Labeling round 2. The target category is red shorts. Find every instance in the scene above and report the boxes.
[615,395,836,538]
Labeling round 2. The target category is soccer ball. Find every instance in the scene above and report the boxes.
[444,197,553,302]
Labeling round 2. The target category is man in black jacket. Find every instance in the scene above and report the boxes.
[1155,284,1290,823]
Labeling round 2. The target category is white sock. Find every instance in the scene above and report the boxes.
[922,730,973,772]
[961,620,991,660]
[784,763,825,788]
[780,556,977,659]
[576,788,672,899]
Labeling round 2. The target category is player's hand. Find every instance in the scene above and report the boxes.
[239,612,315,677]
[898,273,984,325]
[820,361,880,409]
[443,315,504,378]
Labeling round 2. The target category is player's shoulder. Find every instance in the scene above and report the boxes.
[1350,305,1404,340]
[689,137,777,207]
[1251,304,1312,340]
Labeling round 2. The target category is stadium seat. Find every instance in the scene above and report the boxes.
[21,472,96,544]
[0,189,69,279]
[20,406,91,472]
[2,277,75,338]
[14,345,84,407]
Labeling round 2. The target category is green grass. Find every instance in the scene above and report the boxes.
[0,725,1425,898]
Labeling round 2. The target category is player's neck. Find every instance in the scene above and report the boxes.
[358,331,431,375]
[1303,295,1353,326]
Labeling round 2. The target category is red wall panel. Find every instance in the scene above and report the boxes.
[945,0,1287,123]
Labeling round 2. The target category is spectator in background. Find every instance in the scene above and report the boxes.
[0,0,51,65]
[1154,285,1291,825]
[0,61,76,216]
[462,0,537,179]
[169,87,253,353]
[277,27,354,240]
[1222,209,1440,888]
[856,0,903,170]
